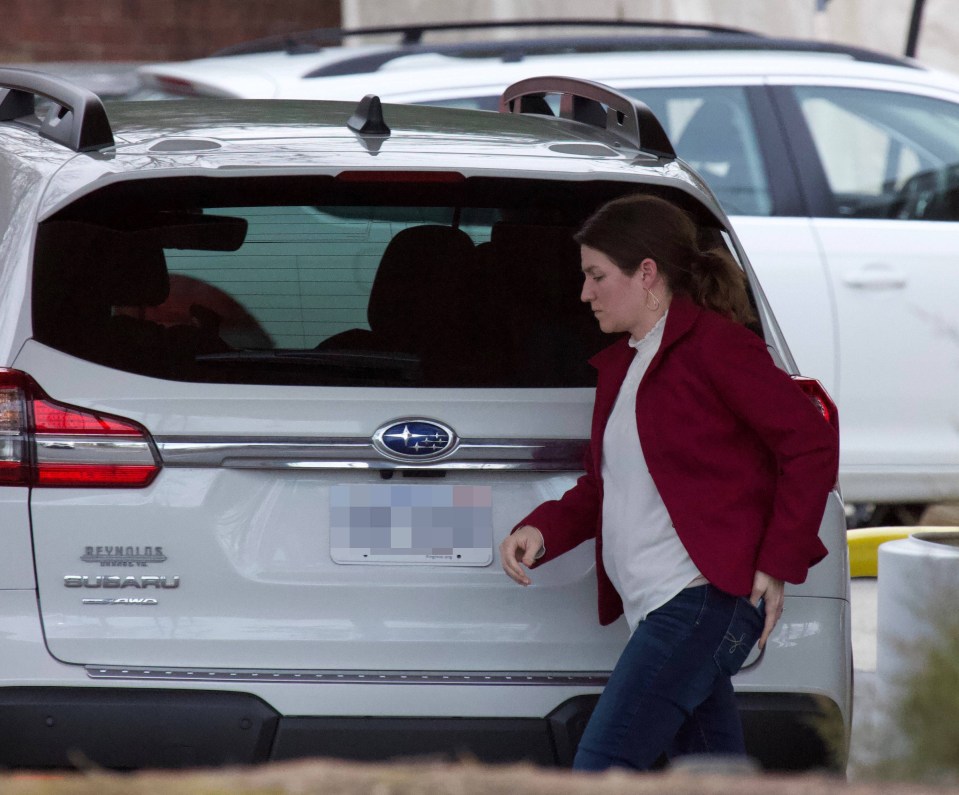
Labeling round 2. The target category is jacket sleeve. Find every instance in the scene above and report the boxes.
[701,319,839,583]
[511,444,602,567]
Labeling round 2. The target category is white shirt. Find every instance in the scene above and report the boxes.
[600,312,705,633]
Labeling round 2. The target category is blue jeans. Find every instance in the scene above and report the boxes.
[573,584,764,771]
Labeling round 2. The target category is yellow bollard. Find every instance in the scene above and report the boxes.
[848,526,958,578]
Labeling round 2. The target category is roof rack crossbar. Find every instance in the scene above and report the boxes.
[0,68,114,153]
[499,76,676,159]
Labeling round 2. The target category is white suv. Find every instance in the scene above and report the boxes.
[0,67,848,771]
[138,23,959,525]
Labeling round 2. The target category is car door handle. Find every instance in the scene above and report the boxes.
[841,265,907,289]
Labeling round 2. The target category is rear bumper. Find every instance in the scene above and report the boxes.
[0,687,844,772]
[0,687,277,770]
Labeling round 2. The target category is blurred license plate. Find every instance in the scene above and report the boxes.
[330,484,493,566]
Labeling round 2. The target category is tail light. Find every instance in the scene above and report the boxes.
[791,376,839,433]
[0,369,160,488]
[150,75,204,98]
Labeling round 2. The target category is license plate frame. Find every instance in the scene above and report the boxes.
[330,484,493,566]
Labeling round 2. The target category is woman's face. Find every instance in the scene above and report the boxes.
[580,245,650,337]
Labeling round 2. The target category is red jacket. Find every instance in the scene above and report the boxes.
[518,294,839,626]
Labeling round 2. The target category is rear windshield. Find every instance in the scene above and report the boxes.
[32,176,741,387]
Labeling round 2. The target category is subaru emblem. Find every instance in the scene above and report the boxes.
[373,419,457,461]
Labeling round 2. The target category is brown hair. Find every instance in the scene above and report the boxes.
[574,194,756,326]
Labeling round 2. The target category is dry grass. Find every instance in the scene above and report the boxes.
[1,760,957,795]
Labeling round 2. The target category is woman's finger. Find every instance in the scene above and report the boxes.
[499,535,531,585]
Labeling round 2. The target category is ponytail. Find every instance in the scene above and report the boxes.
[688,248,756,327]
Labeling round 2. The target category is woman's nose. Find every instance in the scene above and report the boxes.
[580,282,592,302]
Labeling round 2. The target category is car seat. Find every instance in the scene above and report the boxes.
[476,221,603,387]
[675,99,757,215]
[318,224,481,385]
[32,221,227,377]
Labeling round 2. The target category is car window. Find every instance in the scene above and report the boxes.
[32,177,644,388]
[165,205,497,350]
[793,86,959,220]
[628,87,773,217]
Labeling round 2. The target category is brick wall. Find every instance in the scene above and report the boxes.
[2,0,342,62]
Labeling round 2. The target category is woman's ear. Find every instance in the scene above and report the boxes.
[638,257,658,286]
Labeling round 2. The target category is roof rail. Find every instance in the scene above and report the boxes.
[499,76,675,159]
[214,18,759,56]
[211,19,914,72]
[0,68,114,152]
[302,34,914,80]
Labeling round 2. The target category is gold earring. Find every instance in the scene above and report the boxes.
[645,288,661,312]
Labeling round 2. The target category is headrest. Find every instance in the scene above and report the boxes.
[489,221,580,291]
[367,225,476,340]
[490,221,577,254]
[35,221,171,309]
[675,100,743,161]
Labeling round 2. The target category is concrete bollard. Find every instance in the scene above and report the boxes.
[876,531,959,748]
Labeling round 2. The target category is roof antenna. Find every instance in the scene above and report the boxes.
[348,94,391,136]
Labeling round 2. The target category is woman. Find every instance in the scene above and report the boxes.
[499,194,839,771]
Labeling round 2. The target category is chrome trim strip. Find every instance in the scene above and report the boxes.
[36,437,155,464]
[86,666,609,687]
[156,437,587,471]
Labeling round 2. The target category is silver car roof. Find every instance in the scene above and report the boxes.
[0,69,725,224]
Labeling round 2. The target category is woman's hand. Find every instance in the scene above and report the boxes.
[750,570,785,650]
[499,525,545,586]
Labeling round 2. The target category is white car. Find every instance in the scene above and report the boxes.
[139,27,959,525]
[0,68,848,771]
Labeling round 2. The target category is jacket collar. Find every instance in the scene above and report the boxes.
[585,294,703,471]
[588,292,703,374]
